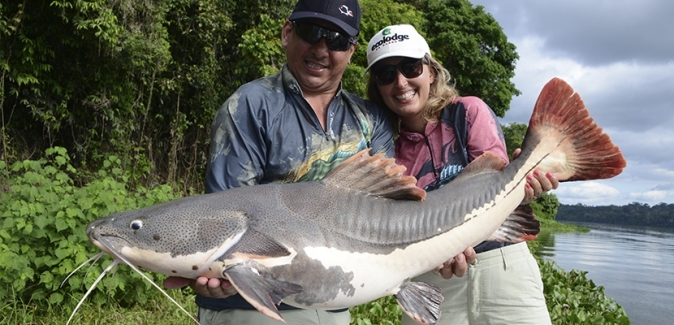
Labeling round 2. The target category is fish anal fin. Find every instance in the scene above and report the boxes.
[225,263,303,322]
[223,229,291,260]
[487,205,540,242]
[323,149,426,201]
[394,281,443,325]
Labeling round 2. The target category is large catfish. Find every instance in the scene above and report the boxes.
[74,78,625,324]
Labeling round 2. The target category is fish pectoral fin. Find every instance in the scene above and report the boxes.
[487,204,540,242]
[223,229,291,260]
[225,264,303,322]
[394,281,443,325]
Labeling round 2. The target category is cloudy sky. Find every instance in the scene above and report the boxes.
[469,0,674,206]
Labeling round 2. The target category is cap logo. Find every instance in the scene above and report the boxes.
[338,5,354,17]
[370,32,410,52]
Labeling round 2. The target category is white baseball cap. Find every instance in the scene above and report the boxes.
[366,24,431,71]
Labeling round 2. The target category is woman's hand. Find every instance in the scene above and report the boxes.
[435,247,477,279]
[513,148,559,204]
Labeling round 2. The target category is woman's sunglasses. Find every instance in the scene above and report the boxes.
[372,58,425,86]
[292,21,357,52]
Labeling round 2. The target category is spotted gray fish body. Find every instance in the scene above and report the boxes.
[86,78,626,325]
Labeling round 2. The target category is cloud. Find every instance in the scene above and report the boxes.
[629,190,673,204]
[473,0,674,65]
[501,37,674,133]
[653,183,674,191]
[473,0,674,206]
[555,182,622,205]
[611,128,674,166]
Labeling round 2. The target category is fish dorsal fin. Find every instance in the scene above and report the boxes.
[322,149,426,201]
[453,152,507,182]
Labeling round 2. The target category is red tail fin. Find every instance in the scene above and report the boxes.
[525,78,626,182]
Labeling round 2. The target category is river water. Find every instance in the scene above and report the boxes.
[537,222,674,325]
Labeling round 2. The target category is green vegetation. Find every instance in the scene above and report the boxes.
[538,261,630,325]
[1,1,631,324]
[558,203,674,227]
[0,148,179,315]
[2,288,197,325]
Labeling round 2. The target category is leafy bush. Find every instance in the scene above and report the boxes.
[0,147,177,312]
[349,295,402,325]
[539,260,631,325]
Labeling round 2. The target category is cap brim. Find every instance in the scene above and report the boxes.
[365,51,426,72]
[289,12,358,37]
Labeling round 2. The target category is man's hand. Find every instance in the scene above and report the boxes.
[513,148,559,204]
[163,276,238,299]
[435,247,477,279]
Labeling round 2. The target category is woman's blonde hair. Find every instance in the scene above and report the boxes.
[366,54,459,134]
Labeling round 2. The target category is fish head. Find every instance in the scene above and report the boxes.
[86,194,249,278]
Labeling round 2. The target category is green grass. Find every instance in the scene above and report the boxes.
[1,289,198,325]
[540,219,590,233]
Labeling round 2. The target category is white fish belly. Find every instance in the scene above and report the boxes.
[282,185,524,309]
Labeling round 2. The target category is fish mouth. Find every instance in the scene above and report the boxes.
[87,222,129,257]
[92,235,131,262]
[90,238,111,254]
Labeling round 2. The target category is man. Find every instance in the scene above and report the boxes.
[165,0,395,324]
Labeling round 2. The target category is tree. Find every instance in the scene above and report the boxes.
[534,192,560,221]
[557,202,674,227]
[1,0,521,193]
[422,0,520,117]
[1,1,233,186]
[502,122,528,158]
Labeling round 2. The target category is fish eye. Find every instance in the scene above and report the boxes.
[130,220,143,230]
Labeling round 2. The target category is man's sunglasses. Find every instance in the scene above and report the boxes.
[372,58,425,86]
[292,21,357,52]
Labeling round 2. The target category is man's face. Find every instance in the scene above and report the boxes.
[281,19,357,96]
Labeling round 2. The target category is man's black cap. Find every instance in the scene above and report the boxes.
[289,0,361,37]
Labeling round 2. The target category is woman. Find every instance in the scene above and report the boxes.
[366,24,556,325]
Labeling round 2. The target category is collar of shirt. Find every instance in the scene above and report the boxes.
[399,120,440,142]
